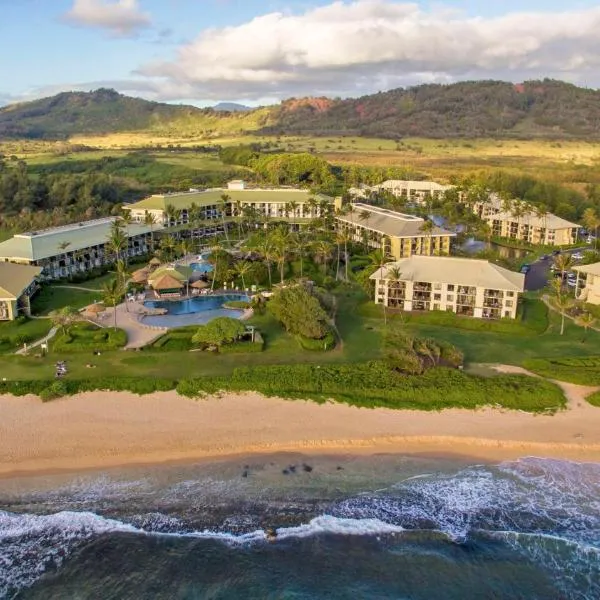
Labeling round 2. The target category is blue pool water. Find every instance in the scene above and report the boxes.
[190,262,214,273]
[142,294,249,328]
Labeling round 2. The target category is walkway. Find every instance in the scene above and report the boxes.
[15,327,58,355]
[103,301,167,349]
[541,294,600,333]
[54,285,101,292]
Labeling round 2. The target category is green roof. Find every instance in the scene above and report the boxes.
[125,189,332,212]
[0,262,42,299]
[0,218,155,262]
[148,265,192,284]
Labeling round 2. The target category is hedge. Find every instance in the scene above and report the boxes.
[585,390,600,407]
[52,323,127,353]
[218,340,264,354]
[223,300,251,309]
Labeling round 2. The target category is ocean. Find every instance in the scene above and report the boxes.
[1,453,598,599]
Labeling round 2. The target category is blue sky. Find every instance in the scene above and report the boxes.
[1,0,600,107]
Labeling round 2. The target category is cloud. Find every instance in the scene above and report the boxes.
[135,0,600,101]
[63,0,151,36]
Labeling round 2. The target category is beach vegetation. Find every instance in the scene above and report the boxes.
[0,317,53,353]
[522,356,600,385]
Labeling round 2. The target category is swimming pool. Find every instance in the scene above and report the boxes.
[142,294,249,328]
[189,261,214,273]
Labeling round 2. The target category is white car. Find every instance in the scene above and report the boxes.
[571,252,584,261]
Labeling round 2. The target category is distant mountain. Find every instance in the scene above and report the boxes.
[261,80,600,139]
[2,80,600,141]
[212,102,252,112]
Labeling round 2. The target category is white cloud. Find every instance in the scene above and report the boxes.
[63,0,151,36]
[135,0,600,101]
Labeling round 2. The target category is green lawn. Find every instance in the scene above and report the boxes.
[30,286,101,315]
[0,318,52,353]
[0,285,597,386]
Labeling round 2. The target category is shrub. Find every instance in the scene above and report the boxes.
[218,340,264,354]
[586,390,600,407]
[223,300,251,309]
[52,322,127,352]
[39,380,68,402]
[269,285,330,339]
[297,330,336,351]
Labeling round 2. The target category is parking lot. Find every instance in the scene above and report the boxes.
[524,248,588,291]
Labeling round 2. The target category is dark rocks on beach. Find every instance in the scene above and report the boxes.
[282,469,290,475]
[265,527,278,541]
[302,464,313,473]
[336,466,344,471]
[242,470,249,478]
[288,465,297,473]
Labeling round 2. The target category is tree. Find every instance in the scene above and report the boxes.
[218,194,231,244]
[234,260,252,290]
[386,266,403,311]
[143,211,157,252]
[164,204,181,227]
[582,208,599,249]
[158,235,177,262]
[312,239,333,275]
[178,238,194,259]
[49,305,79,333]
[102,278,124,330]
[553,254,574,288]
[574,311,596,341]
[107,225,127,264]
[269,285,330,339]
[420,219,434,255]
[192,316,246,349]
[551,278,573,336]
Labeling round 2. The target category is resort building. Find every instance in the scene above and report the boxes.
[573,262,600,304]
[0,217,155,280]
[123,180,334,229]
[335,203,455,260]
[350,180,454,204]
[484,210,579,246]
[147,265,193,298]
[370,255,524,319]
[0,262,43,320]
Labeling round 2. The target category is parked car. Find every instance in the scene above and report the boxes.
[571,252,584,261]
[520,264,531,274]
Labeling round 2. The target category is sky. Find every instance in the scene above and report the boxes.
[1,0,600,108]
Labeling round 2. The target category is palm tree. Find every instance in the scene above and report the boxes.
[103,278,124,330]
[582,207,599,249]
[159,235,177,262]
[575,311,596,341]
[178,238,194,260]
[209,241,223,291]
[107,226,127,264]
[218,194,231,244]
[551,278,573,336]
[270,227,291,283]
[553,254,574,288]
[386,266,403,310]
[292,230,311,278]
[234,261,252,291]
[164,204,180,228]
[312,239,333,276]
[143,211,157,252]
[420,219,435,255]
[368,250,388,324]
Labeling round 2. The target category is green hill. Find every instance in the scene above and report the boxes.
[2,80,600,141]
[263,80,600,139]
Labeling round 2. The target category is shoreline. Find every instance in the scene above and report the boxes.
[1,375,600,479]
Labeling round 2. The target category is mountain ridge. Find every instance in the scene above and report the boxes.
[1,79,599,141]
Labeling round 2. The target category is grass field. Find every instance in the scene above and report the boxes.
[7,134,599,190]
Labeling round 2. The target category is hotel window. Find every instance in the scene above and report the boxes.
[447,285,454,291]
[434,283,442,290]
[506,292,514,297]
[446,295,454,302]
[434,293,441,301]
[505,301,513,308]
[433,304,440,311]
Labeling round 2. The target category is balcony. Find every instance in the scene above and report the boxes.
[484,290,504,299]
[456,295,475,307]
[413,292,432,302]
[414,283,432,292]
[483,299,502,309]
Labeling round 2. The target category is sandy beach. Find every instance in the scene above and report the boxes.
[1,368,600,477]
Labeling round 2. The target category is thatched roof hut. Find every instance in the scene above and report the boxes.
[190,280,209,289]
[131,268,150,283]
[84,302,105,314]
[148,265,192,286]
[148,257,162,268]
[151,274,184,295]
